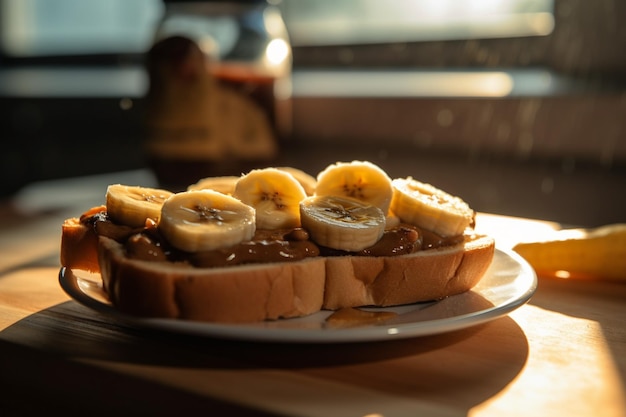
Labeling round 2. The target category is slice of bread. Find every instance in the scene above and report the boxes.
[61,211,495,323]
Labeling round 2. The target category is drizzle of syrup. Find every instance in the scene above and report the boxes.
[325,307,397,328]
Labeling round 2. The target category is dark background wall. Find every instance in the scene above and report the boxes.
[1,0,624,226]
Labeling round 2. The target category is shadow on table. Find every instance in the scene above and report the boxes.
[0,299,530,416]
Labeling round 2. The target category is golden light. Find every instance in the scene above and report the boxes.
[265,39,290,66]
[554,270,571,279]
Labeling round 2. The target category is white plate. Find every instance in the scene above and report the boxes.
[59,249,536,343]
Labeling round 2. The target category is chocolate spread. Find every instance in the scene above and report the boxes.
[189,229,320,267]
[325,307,398,328]
[82,210,465,268]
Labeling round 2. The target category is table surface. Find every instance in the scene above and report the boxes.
[1,171,625,417]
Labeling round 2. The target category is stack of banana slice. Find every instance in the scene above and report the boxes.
[105,160,475,253]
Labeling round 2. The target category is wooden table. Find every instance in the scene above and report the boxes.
[1,172,625,417]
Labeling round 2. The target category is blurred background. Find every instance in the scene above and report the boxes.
[1,0,624,227]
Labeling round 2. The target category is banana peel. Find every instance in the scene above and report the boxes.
[513,224,626,281]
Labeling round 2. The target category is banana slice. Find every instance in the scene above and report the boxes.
[233,168,307,230]
[187,176,239,195]
[300,195,386,252]
[276,167,317,196]
[158,190,255,252]
[106,184,173,228]
[385,210,401,230]
[315,160,393,213]
[391,177,474,237]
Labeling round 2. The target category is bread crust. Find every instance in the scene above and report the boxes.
[60,217,100,273]
[98,236,326,323]
[323,235,495,309]
[62,215,495,323]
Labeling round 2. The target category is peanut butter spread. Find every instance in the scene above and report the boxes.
[80,209,465,267]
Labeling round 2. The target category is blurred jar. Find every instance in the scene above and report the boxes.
[144,0,292,191]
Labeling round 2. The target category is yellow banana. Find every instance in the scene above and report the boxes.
[233,168,307,230]
[187,176,239,195]
[315,160,393,214]
[390,177,474,237]
[300,195,386,252]
[106,184,173,228]
[158,190,255,252]
[276,167,317,196]
[513,224,626,281]
[385,210,401,230]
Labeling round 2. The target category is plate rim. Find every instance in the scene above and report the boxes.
[59,248,537,343]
